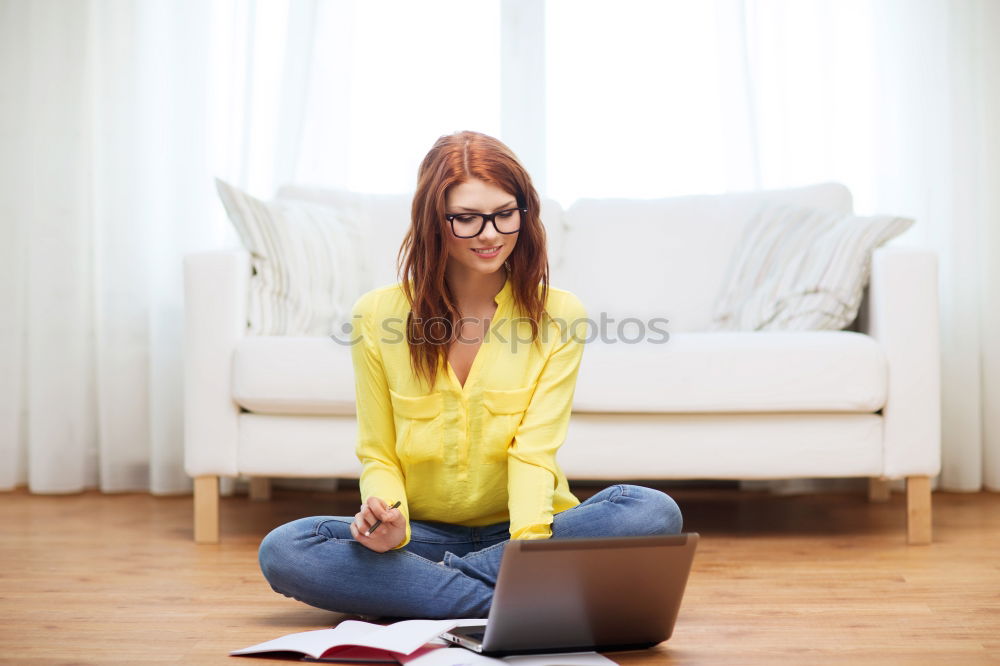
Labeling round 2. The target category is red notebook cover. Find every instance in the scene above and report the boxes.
[303,643,446,663]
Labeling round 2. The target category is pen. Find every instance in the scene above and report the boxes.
[365,500,401,537]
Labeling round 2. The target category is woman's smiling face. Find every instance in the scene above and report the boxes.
[444,178,519,278]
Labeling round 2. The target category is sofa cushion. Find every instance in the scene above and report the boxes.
[232,330,886,416]
[233,336,357,416]
[572,331,886,413]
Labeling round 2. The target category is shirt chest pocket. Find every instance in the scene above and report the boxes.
[482,386,535,460]
[389,389,444,464]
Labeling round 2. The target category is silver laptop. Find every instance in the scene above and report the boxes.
[441,533,699,656]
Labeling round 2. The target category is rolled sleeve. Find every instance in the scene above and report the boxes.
[507,295,587,540]
[350,291,411,549]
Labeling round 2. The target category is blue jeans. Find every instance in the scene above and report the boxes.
[258,484,682,619]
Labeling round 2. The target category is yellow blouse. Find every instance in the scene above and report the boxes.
[349,272,587,549]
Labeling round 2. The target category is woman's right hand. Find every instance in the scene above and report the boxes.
[350,496,406,553]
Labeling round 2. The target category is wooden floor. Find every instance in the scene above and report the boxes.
[1,483,999,665]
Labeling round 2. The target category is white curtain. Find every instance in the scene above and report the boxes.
[0,0,231,494]
[0,0,503,494]
[866,0,1000,491]
[2,0,997,495]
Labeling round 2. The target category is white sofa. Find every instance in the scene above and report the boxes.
[183,182,940,544]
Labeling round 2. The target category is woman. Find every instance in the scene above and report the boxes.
[258,131,683,619]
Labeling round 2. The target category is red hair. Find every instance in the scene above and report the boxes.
[397,131,550,391]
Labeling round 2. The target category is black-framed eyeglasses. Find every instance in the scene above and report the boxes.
[445,207,526,238]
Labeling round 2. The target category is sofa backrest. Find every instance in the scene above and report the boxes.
[277,182,853,333]
[555,182,854,332]
[275,186,408,291]
[276,185,568,292]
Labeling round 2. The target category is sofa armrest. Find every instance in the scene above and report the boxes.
[183,249,250,478]
[860,246,941,478]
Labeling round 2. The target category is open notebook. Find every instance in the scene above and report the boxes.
[230,619,615,664]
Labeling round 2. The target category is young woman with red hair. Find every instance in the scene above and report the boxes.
[258,131,682,618]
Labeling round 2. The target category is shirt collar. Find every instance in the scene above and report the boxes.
[494,266,513,307]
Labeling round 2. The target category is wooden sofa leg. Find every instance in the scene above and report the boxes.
[868,477,891,502]
[249,477,272,501]
[194,475,220,544]
[906,475,932,545]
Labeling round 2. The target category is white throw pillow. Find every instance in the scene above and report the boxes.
[710,203,914,331]
[215,178,370,336]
